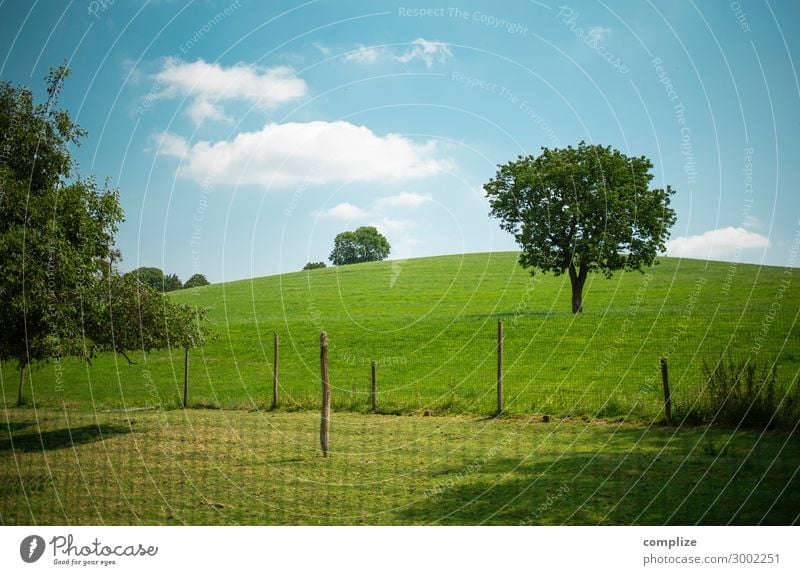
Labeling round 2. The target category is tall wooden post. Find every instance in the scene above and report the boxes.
[183,348,189,408]
[272,332,279,409]
[371,361,377,410]
[320,331,330,457]
[660,357,672,425]
[497,320,504,415]
[17,366,25,406]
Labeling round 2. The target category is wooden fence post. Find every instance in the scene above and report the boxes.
[272,332,279,409]
[660,357,672,425]
[320,331,330,457]
[17,366,25,406]
[371,361,377,410]
[183,348,189,408]
[497,320,504,415]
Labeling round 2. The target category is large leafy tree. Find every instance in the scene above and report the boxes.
[0,64,121,368]
[87,273,208,364]
[0,65,206,383]
[329,226,391,265]
[484,142,676,313]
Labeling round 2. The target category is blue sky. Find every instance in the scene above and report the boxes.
[1,0,798,283]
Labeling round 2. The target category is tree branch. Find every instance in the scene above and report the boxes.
[116,350,137,365]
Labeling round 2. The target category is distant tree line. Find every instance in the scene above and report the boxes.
[126,268,210,292]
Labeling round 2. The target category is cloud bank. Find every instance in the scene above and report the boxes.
[666,227,769,260]
[155,121,451,188]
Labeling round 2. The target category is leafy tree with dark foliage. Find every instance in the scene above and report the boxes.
[0,65,206,383]
[127,267,182,292]
[128,266,165,291]
[303,261,327,271]
[484,142,676,313]
[183,273,210,289]
[163,272,182,292]
[329,226,391,265]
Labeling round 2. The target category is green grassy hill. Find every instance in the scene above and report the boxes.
[4,253,798,420]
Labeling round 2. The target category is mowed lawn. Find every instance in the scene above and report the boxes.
[2,253,798,420]
[1,408,798,525]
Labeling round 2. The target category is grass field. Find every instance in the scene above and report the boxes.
[2,253,797,421]
[2,408,798,525]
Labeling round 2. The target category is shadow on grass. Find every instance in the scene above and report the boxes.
[0,424,131,453]
[2,421,36,433]
[399,429,800,526]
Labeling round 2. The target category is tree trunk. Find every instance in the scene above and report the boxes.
[568,263,588,314]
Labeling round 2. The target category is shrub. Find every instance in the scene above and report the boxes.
[184,273,210,289]
[681,355,799,429]
[303,261,327,270]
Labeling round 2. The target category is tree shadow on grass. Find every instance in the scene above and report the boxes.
[0,423,131,453]
[2,421,35,433]
[399,428,800,526]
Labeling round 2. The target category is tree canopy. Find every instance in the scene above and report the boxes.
[484,142,676,313]
[127,267,183,292]
[183,273,210,289]
[0,65,206,374]
[303,261,327,271]
[329,226,391,266]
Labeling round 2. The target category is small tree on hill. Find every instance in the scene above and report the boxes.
[303,261,327,271]
[329,226,391,265]
[484,142,676,313]
[183,273,210,289]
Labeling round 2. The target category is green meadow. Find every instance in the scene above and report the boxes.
[2,253,798,421]
[2,408,798,525]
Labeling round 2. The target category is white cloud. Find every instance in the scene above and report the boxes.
[154,58,307,123]
[186,97,232,124]
[344,45,385,64]
[587,26,611,42]
[316,203,368,220]
[312,42,331,55]
[742,214,761,230]
[371,216,417,235]
[375,192,433,209]
[152,131,189,157]
[157,120,451,188]
[343,39,452,68]
[666,227,769,260]
[397,38,452,68]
